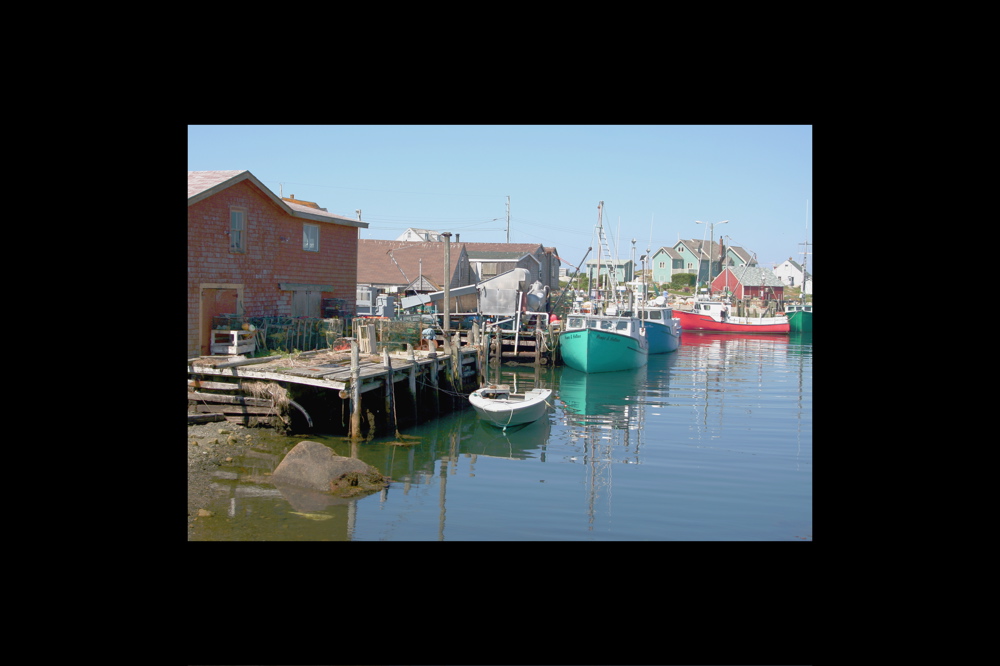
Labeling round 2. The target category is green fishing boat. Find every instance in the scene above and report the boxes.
[785,304,813,332]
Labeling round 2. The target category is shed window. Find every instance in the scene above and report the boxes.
[230,208,246,252]
[303,223,319,252]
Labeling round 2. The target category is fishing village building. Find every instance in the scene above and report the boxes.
[772,257,813,295]
[356,237,561,315]
[187,170,367,357]
[649,240,756,285]
[356,238,478,313]
[711,266,785,301]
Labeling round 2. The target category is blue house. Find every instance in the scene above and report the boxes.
[651,239,756,286]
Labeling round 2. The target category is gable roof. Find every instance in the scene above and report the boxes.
[397,228,445,242]
[652,245,683,259]
[721,266,784,287]
[725,246,753,265]
[187,170,368,228]
[777,257,811,278]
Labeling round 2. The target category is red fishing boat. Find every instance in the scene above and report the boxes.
[674,299,789,333]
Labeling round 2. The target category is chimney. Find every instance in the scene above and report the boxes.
[455,233,460,243]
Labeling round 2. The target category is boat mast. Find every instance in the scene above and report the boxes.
[595,201,603,310]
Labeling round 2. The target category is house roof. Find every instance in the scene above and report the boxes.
[726,246,753,264]
[357,239,466,288]
[675,239,752,264]
[721,266,784,287]
[467,250,538,262]
[397,228,445,242]
[777,257,812,279]
[652,246,683,259]
[463,242,544,257]
[187,170,368,228]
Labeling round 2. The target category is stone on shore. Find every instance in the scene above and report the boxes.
[270,440,388,496]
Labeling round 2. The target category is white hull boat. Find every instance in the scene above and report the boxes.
[469,384,552,429]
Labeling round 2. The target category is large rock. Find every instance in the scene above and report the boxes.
[270,440,387,496]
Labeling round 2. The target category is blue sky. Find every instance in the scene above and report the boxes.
[188,125,812,271]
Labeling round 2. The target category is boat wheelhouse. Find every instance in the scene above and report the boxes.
[638,306,682,353]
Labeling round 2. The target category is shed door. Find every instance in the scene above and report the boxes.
[291,290,321,318]
[202,288,239,355]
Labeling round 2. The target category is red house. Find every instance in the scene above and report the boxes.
[711,266,785,301]
[188,170,367,357]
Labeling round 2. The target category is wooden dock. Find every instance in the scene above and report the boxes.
[188,336,481,438]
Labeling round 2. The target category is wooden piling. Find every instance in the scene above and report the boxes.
[407,343,418,422]
[430,353,440,415]
[350,337,361,439]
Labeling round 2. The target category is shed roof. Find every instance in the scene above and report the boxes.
[187,170,368,228]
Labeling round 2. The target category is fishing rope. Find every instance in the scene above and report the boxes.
[414,377,472,398]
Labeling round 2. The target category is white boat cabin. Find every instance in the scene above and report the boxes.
[639,307,674,323]
[565,314,643,335]
[691,299,788,325]
[691,300,730,321]
[785,304,813,313]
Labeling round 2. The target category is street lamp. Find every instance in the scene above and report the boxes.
[695,220,728,295]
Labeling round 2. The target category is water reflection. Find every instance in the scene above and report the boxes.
[193,331,812,540]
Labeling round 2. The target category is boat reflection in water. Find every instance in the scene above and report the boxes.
[558,365,648,427]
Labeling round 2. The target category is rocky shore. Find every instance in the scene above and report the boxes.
[187,420,285,539]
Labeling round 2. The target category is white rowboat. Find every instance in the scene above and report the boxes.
[469,384,552,429]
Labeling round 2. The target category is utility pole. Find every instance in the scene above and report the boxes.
[442,232,452,333]
[799,240,812,297]
[505,195,510,243]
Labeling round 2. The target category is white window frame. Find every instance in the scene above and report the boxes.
[303,223,319,252]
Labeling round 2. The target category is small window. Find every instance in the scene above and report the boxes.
[230,208,246,252]
[303,223,319,252]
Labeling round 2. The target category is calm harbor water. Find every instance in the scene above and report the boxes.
[189,331,812,541]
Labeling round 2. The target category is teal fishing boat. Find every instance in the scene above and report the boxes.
[785,303,813,332]
[559,200,650,373]
[559,313,649,372]
[638,301,682,353]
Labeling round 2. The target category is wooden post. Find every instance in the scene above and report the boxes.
[382,348,393,435]
[349,338,362,439]
[480,329,489,387]
[407,343,417,423]
[431,353,440,415]
[383,348,403,437]
[514,292,521,354]
[451,331,461,389]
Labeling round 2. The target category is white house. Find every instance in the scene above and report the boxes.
[772,258,812,295]
[397,228,445,242]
